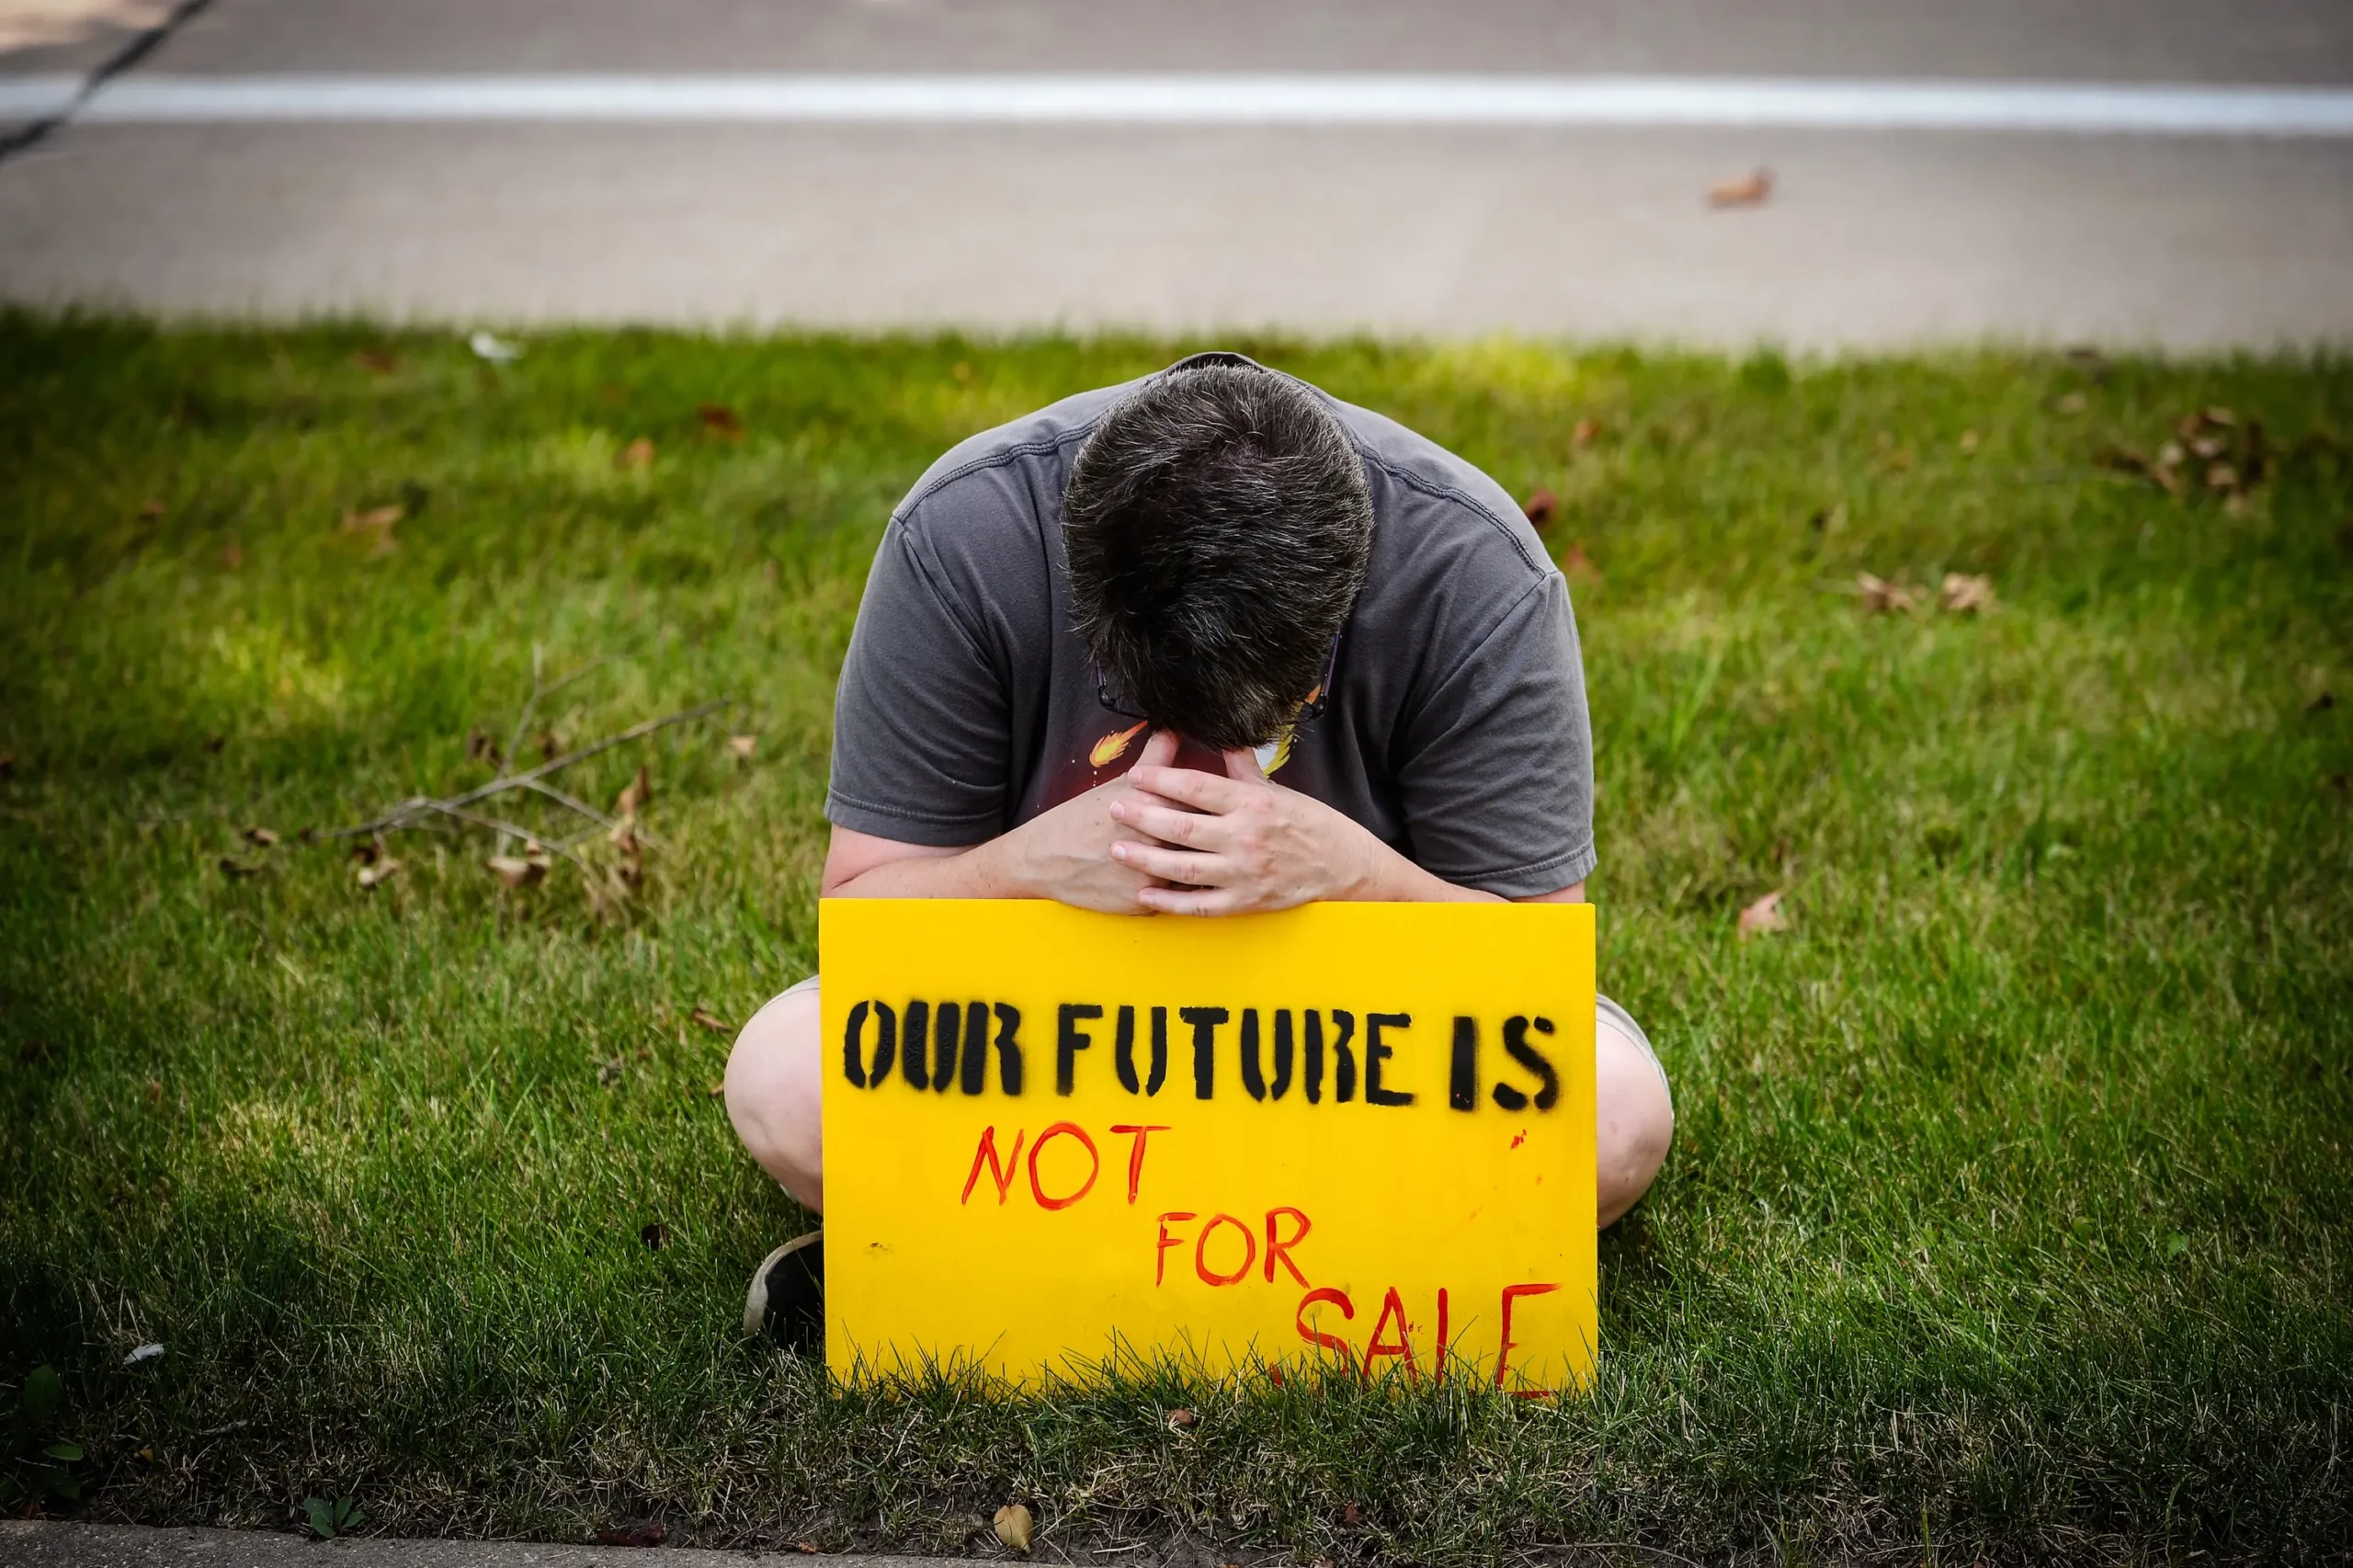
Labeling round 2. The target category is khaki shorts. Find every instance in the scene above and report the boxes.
[774,973,1670,1107]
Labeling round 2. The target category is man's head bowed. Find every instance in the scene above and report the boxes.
[1063,363,1373,752]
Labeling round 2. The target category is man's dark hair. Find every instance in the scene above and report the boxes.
[1063,363,1372,751]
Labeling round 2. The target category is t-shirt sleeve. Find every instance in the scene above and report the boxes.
[1390,573,1596,898]
[823,519,1015,846]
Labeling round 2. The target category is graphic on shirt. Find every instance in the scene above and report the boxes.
[1089,722,1150,768]
[1253,722,1298,778]
[1086,719,1302,782]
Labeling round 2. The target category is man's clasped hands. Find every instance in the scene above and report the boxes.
[1006,730,1450,918]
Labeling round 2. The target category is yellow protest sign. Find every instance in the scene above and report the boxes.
[819,899,1597,1391]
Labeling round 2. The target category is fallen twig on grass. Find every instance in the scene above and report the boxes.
[328,699,728,842]
[321,685,730,904]
[407,801,596,877]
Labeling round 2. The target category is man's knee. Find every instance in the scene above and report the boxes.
[723,982,825,1212]
[1596,1006,1674,1230]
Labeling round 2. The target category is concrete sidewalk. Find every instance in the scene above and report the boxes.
[3,0,2350,347]
[0,1521,973,1568]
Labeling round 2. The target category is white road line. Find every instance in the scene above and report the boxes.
[0,75,83,119]
[38,73,2353,135]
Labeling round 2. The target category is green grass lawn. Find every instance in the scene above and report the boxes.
[2,318,2348,1563]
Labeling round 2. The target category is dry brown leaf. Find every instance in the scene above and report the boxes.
[487,854,548,890]
[1737,889,1788,938]
[465,726,505,770]
[356,856,402,890]
[595,1523,665,1549]
[217,856,262,880]
[993,1503,1034,1553]
[616,764,652,819]
[357,349,398,374]
[791,1542,819,1555]
[339,502,403,556]
[2205,462,2239,493]
[242,825,279,847]
[698,403,745,440]
[610,818,645,889]
[143,1079,163,1105]
[1572,416,1602,449]
[535,730,561,760]
[1166,1407,1199,1430]
[726,733,757,761]
[1559,542,1603,583]
[2097,445,2181,496]
[220,540,245,571]
[689,1006,732,1034]
[1343,1502,1362,1528]
[1938,574,1997,615]
[1856,573,1916,615]
[1708,167,1772,208]
[1521,487,1559,529]
[620,437,655,471]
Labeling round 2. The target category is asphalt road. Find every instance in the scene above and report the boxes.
[3,0,2351,347]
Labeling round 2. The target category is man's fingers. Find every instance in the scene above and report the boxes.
[1113,841,1232,886]
[1120,784,1182,818]
[1137,883,1240,916]
[1128,764,1247,812]
[1120,802,1222,848]
[1136,728,1181,770]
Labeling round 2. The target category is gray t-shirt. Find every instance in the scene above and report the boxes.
[824,353,1596,899]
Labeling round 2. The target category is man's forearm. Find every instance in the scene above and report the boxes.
[824,836,1023,900]
[1338,827,1505,904]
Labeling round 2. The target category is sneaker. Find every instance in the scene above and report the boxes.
[743,1230,824,1350]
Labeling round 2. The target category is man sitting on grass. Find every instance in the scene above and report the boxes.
[724,353,1675,1348]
